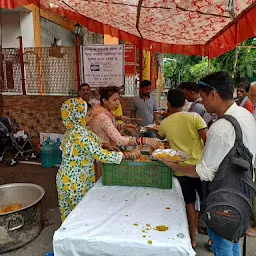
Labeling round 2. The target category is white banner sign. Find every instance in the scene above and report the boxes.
[82,45,124,87]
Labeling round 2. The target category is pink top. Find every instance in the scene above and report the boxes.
[88,105,130,146]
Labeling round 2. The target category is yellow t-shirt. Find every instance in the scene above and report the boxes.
[113,103,123,125]
[158,112,207,175]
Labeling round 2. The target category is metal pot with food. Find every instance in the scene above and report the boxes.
[0,183,45,253]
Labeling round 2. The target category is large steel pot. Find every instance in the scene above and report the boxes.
[0,183,45,253]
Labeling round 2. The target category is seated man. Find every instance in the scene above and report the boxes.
[158,88,208,248]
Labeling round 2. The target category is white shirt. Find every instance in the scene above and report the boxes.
[196,103,256,181]
[253,108,256,121]
[91,98,100,105]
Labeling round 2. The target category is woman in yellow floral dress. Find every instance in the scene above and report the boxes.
[57,98,140,222]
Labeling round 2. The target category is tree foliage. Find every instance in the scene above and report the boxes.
[163,38,256,86]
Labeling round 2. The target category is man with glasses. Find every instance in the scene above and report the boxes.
[160,71,256,256]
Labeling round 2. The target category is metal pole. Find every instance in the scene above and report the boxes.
[208,57,211,74]
[0,9,3,116]
[75,34,81,91]
[18,36,26,95]
[139,41,143,84]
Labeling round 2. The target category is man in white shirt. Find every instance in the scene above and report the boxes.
[161,72,256,256]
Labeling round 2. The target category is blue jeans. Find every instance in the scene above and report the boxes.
[207,228,240,256]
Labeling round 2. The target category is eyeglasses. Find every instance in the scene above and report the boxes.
[198,81,218,92]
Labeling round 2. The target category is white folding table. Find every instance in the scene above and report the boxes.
[53,177,195,256]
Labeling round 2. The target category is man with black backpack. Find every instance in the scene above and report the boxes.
[160,72,256,256]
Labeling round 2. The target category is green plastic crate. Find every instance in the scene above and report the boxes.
[102,160,173,189]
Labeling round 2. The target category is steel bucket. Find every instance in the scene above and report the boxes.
[0,183,45,253]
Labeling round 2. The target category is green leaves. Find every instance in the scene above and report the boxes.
[163,38,256,86]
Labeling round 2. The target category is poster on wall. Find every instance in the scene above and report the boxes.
[125,44,136,76]
[82,45,124,87]
[142,50,150,81]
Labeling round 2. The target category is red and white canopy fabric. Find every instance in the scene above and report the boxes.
[1,0,256,58]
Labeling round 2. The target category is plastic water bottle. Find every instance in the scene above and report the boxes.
[42,137,54,146]
[45,253,54,256]
[55,138,62,165]
[40,137,56,168]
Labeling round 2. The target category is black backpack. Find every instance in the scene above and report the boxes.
[202,115,256,243]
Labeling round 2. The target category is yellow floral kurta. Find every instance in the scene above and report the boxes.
[57,98,122,222]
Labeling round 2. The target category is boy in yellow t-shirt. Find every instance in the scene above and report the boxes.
[158,88,207,248]
[113,103,123,125]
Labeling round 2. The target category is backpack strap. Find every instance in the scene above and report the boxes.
[221,115,243,143]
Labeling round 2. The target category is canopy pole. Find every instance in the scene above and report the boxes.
[18,36,26,95]
[207,57,210,74]
[139,41,143,84]
[0,9,3,116]
[136,0,143,38]
[233,22,239,79]
[75,34,81,91]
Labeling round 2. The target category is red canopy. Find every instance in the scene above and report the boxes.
[1,0,256,58]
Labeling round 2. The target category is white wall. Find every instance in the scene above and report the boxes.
[2,13,21,48]
[20,12,34,48]
[2,10,34,48]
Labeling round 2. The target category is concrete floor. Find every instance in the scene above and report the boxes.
[1,163,256,256]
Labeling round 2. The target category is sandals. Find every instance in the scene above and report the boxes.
[246,227,256,237]
[205,239,213,252]
[198,227,208,235]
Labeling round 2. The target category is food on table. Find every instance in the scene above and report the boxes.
[154,225,168,232]
[0,203,22,214]
[154,153,183,162]
[137,145,151,151]
[152,149,189,163]
[134,155,152,162]
[145,124,159,131]
[138,143,164,155]
[158,143,164,149]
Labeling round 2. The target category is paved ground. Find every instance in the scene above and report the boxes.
[0,163,255,256]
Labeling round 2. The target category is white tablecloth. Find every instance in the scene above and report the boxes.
[53,177,195,256]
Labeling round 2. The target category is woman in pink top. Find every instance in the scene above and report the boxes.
[88,86,160,149]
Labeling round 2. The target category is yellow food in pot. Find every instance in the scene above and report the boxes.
[0,203,22,214]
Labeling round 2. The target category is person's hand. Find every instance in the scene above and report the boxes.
[130,149,141,159]
[157,159,180,175]
[145,138,163,149]
[121,116,129,121]
[102,143,121,152]
[123,124,137,135]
